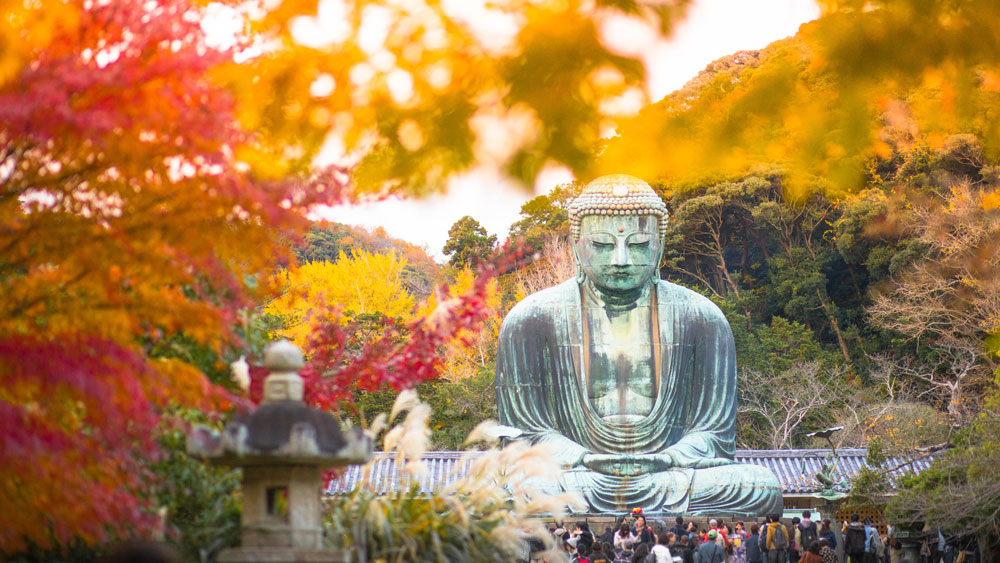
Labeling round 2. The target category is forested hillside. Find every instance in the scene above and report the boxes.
[585,3,1000,543]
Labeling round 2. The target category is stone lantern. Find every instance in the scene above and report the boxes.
[188,340,371,563]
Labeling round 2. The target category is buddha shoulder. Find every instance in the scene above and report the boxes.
[655,280,730,326]
[500,279,577,328]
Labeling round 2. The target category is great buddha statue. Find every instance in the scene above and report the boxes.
[495,174,783,516]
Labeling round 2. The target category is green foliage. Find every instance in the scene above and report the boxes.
[423,367,498,450]
[845,438,892,510]
[153,414,241,563]
[887,393,1000,550]
[508,182,581,249]
[347,368,498,451]
[442,216,497,270]
[3,541,103,563]
[743,316,841,374]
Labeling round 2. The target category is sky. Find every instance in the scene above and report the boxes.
[310,0,822,260]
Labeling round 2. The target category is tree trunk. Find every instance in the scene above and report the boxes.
[846,263,863,302]
[816,287,851,364]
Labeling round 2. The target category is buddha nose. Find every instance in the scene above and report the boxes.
[612,240,631,266]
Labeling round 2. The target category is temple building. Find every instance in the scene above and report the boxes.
[326,447,933,515]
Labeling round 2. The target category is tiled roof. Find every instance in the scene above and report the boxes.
[326,448,933,497]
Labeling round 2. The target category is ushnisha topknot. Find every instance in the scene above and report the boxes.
[567,174,668,243]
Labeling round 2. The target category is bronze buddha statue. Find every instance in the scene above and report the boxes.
[495,174,782,515]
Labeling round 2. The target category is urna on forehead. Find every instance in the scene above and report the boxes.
[568,174,668,241]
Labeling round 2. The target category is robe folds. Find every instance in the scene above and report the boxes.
[496,279,783,516]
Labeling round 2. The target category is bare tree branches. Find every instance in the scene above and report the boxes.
[511,236,576,299]
[867,183,1000,428]
[737,361,848,449]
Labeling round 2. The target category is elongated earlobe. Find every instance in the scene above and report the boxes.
[573,246,586,284]
[652,243,664,283]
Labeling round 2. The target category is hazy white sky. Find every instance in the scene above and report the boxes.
[311,0,821,260]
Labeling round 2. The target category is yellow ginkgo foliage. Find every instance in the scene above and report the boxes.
[265,250,416,349]
[419,268,502,381]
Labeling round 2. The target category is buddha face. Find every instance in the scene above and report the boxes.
[575,214,661,292]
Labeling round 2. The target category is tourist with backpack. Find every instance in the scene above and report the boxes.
[764,515,789,563]
[843,514,868,563]
[863,518,883,563]
[696,530,726,563]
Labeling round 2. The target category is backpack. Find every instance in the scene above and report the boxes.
[867,529,884,555]
[800,522,818,551]
[845,526,867,555]
[772,525,788,550]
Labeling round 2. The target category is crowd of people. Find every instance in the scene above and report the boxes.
[529,508,981,563]
[536,510,844,563]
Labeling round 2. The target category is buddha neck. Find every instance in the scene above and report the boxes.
[581,279,652,313]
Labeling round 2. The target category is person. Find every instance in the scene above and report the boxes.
[669,533,684,563]
[843,513,867,563]
[495,174,784,515]
[603,542,619,563]
[746,524,763,563]
[591,542,610,563]
[524,527,546,563]
[818,520,836,552]
[671,517,687,541]
[634,515,654,546]
[789,517,801,563]
[862,517,881,563]
[716,520,732,562]
[713,519,730,551]
[651,533,673,563]
[799,511,819,558]
[599,526,616,545]
[616,522,638,555]
[764,514,790,563]
[679,534,696,563]
[566,536,582,563]
[818,539,837,563]
[555,522,569,542]
[888,538,904,563]
[697,530,726,563]
[731,521,749,563]
[574,521,595,555]
[631,543,651,563]
[800,542,823,563]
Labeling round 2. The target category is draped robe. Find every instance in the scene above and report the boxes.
[496,279,782,515]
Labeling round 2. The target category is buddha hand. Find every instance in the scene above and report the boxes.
[580,452,675,476]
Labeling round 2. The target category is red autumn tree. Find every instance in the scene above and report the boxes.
[0,0,687,553]
[0,0,345,552]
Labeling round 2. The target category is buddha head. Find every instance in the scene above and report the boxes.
[568,174,667,292]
